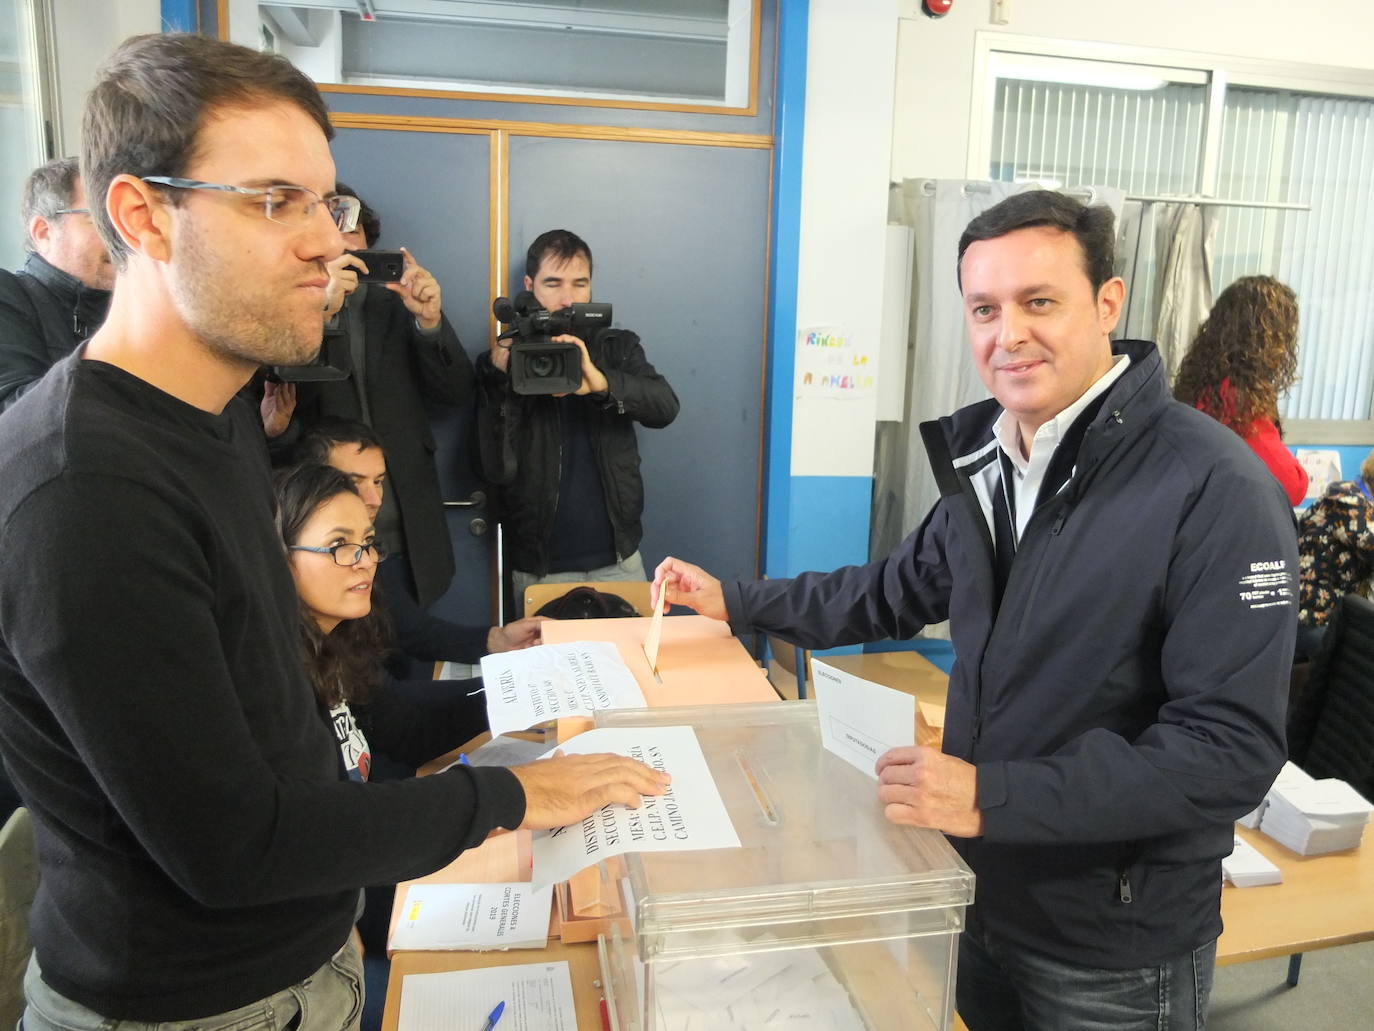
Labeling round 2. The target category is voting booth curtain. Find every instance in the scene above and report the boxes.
[872,180,1209,570]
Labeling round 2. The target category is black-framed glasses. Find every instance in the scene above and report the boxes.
[139,176,361,232]
[289,539,388,567]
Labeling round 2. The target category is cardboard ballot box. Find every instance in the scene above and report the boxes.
[593,701,974,1031]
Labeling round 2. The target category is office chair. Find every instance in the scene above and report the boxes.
[1281,593,1374,987]
[1288,593,1374,798]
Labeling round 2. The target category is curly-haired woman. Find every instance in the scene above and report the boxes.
[1174,275,1308,505]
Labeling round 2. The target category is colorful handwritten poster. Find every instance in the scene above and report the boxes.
[795,326,876,399]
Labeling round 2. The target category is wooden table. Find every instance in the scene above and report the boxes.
[386,616,780,1029]
[1218,824,1374,968]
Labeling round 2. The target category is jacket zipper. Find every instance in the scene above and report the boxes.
[1118,869,1133,904]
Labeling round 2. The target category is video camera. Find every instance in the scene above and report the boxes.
[492,290,612,395]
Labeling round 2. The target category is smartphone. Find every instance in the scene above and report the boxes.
[348,249,405,283]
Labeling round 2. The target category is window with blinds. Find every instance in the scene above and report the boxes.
[1215,88,1374,421]
[981,48,1374,426]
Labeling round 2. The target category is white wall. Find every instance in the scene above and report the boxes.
[790,0,899,478]
[892,0,1374,180]
[50,0,161,156]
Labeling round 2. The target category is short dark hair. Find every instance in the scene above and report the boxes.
[82,33,334,269]
[333,182,380,247]
[525,229,593,280]
[957,190,1116,294]
[295,417,385,467]
[21,157,81,250]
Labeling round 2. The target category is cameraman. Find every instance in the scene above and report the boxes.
[282,182,474,612]
[476,229,678,602]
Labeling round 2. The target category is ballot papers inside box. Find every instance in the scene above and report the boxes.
[592,701,974,1031]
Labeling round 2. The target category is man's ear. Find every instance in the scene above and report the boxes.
[27,215,54,253]
[523,274,534,292]
[106,174,174,263]
[1097,276,1126,335]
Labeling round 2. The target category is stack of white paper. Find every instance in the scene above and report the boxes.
[1259,766,1373,855]
[1222,835,1281,887]
[652,947,866,1030]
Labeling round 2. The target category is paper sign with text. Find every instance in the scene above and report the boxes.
[480,642,645,737]
[530,726,740,888]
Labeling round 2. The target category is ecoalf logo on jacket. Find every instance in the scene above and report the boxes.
[1237,558,1294,610]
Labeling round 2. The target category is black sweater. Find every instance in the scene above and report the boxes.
[0,353,524,1020]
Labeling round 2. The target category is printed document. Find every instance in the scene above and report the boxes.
[530,726,740,887]
[811,659,916,779]
[399,962,576,1031]
[389,882,553,951]
[480,642,646,737]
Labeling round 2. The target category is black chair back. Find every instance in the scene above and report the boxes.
[1288,594,1374,801]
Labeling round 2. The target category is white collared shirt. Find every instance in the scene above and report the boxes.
[992,353,1131,539]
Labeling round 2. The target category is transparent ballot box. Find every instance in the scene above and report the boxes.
[593,701,974,1031]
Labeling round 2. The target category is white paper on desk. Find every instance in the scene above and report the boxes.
[399,962,576,1031]
[389,882,553,951]
[480,642,646,737]
[810,659,915,779]
[529,726,741,888]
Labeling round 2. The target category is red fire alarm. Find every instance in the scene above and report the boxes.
[923,0,953,16]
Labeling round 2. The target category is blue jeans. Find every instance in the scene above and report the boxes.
[22,937,363,1031]
[957,910,1216,1031]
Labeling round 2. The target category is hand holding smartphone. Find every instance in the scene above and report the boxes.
[347,249,405,283]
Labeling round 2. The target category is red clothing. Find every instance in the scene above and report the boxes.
[1194,379,1307,505]
[1243,415,1308,505]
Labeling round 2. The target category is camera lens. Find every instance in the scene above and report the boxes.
[528,354,556,378]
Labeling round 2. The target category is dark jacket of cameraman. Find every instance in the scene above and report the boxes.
[475,326,678,577]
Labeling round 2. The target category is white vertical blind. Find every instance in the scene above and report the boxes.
[987,62,1374,422]
[1215,88,1374,421]
[989,79,1205,194]
[988,76,1206,348]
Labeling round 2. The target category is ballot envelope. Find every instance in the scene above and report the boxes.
[592,701,974,1031]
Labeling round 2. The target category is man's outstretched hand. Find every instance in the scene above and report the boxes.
[510,751,670,830]
[652,556,727,622]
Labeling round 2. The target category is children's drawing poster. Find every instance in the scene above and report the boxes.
[795,326,875,400]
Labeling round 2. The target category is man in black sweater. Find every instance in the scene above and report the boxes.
[0,32,664,1030]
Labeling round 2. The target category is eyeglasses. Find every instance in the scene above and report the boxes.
[52,208,90,216]
[289,539,388,567]
[140,176,361,232]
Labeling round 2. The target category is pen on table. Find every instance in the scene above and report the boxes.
[480,1000,505,1031]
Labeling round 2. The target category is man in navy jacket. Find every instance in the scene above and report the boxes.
[656,192,1295,1030]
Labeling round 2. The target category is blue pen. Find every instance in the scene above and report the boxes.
[480,1000,506,1031]
[458,753,471,766]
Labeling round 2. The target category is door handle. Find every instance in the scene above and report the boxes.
[443,490,486,509]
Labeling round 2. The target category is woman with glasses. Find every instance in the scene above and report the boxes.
[277,463,488,783]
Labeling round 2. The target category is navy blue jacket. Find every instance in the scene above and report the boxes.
[725,341,1295,968]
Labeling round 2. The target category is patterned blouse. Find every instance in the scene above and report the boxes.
[1297,479,1374,626]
